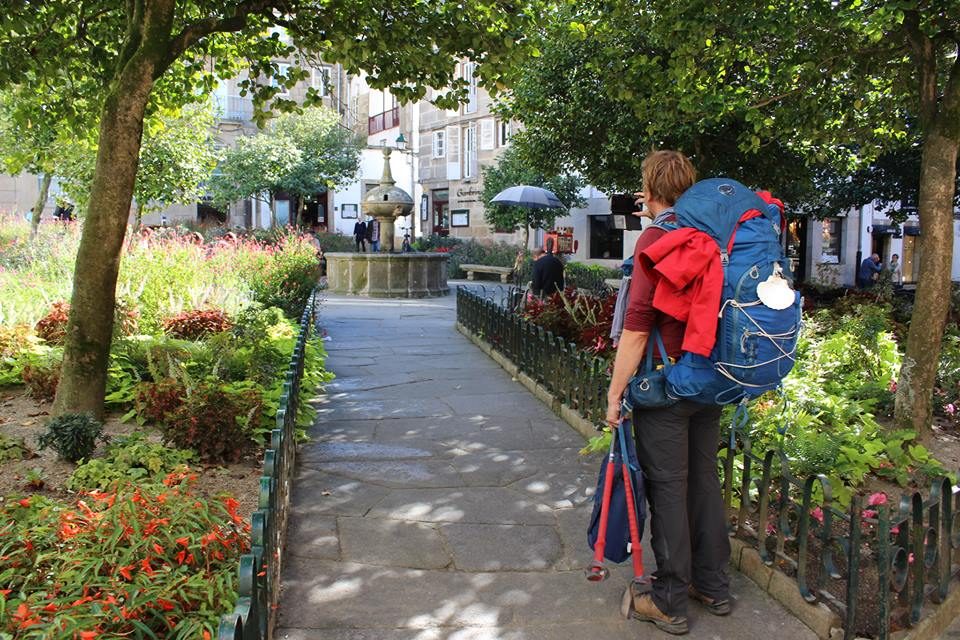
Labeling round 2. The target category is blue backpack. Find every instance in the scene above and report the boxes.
[657,178,802,405]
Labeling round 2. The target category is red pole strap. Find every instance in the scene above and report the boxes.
[622,460,645,580]
[592,458,616,565]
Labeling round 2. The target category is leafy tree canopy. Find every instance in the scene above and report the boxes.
[481,143,586,242]
[209,105,362,220]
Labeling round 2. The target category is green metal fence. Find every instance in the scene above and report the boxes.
[457,286,960,640]
[218,291,317,640]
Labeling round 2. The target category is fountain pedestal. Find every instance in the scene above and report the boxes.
[325,147,448,298]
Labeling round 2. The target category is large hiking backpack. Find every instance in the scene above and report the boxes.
[658,178,802,405]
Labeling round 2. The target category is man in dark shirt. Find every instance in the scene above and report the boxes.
[858,253,882,288]
[353,220,367,252]
[531,238,564,297]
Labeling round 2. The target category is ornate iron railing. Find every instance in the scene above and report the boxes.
[218,291,318,640]
[456,286,960,640]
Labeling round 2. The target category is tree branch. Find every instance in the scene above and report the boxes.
[164,0,278,68]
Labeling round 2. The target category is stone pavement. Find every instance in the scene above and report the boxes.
[276,286,818,640]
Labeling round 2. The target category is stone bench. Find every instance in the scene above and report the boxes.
[461,263,513,283]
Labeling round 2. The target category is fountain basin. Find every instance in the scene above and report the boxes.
[325,252,449,298]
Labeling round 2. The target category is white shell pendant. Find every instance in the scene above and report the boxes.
[757,264,795,310]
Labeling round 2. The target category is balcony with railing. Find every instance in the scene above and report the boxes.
[368,106,400,135]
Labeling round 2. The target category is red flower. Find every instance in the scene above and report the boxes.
[152,543,165,555]
[43,602,57,612]
[118,565,134,581]
[139,558,155,577]
[867,492,888,506]
[157,598,175,611]
[79,632,99,640]
[18,498,30,507]
[176,536,190,547]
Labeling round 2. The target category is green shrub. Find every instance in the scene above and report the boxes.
[162,308,232,339]
[412,234,463,252]
[315,231,356,253]
[20,352,62,401]
[68,432,195,490]
[444,239,523,278]
[246,235,320,317]
[0,434,32,462]
[161,382,264,463]
[37,413,105,462]
[133,378,187,425]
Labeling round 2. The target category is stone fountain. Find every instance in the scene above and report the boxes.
[325,148,449,298]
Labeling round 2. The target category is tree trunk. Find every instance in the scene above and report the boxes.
[293,194,303,227]
[269,193,278,228]
[53,3,174,418]
[30,172,52,241]
[894,57,960,442]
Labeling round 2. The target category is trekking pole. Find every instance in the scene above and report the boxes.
[585,430,618,582]
[618,410,649,585]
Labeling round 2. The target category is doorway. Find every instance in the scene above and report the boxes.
[785,217,808,282]
[432,188,450,236]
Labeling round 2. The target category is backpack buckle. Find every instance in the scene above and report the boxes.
[720,250,729,266]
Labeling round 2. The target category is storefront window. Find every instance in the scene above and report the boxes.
[820,217,843,263]
[589,215,623,260]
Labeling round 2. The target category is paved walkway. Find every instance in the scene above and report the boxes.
[276,287,818,640]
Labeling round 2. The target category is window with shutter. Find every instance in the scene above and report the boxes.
[480,119,495,151]
[463,125,477,179]
[465,62,478,114]
[445,125,460,180]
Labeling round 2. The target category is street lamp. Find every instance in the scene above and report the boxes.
[395,132,416,244]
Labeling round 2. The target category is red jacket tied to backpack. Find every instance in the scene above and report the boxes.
[638,228,724,357]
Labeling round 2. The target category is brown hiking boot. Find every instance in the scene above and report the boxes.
[688,585,732,616]
[620,584,689,635]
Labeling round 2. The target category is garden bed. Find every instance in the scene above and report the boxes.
[0,390,261,520]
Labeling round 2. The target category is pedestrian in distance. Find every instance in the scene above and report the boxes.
[531,238,564,298]
[858,252,882,289]
[605,150,732,636]
[368,218,381,252]
[888,253,902,288]
[353,219,367,252]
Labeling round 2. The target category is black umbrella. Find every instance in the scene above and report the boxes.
[491,185,566,209]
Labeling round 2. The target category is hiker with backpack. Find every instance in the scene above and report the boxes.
[604,150,730,635]
[603,150,801,635]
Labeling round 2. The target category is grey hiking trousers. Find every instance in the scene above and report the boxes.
[632,400,731,617]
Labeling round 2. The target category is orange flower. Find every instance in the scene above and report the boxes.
[175,536,190,547]
[156,598,175,611]
[152,543,164,555]
[79,630,99,639]
[43,602,57,612]
[18,498,30,507]
[118,565,134,581]
[176,550,187,565]
[203,630,212,640]
[139,558,154,577]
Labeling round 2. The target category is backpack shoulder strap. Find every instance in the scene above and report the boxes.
[649,209,678,232]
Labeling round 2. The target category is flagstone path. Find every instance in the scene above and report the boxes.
[276,286,818,639]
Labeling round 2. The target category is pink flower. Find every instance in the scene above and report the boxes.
[889,380,898,392]
[766,522,777,535]
[908,552,915,564]
[861,509,878,519]
[891,525,899,535]
[810,507,824,523]
[867,492,888,506]
[946,404,957,416]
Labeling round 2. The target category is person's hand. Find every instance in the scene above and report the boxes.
[632,191,646,217]
[606,393,622,429]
